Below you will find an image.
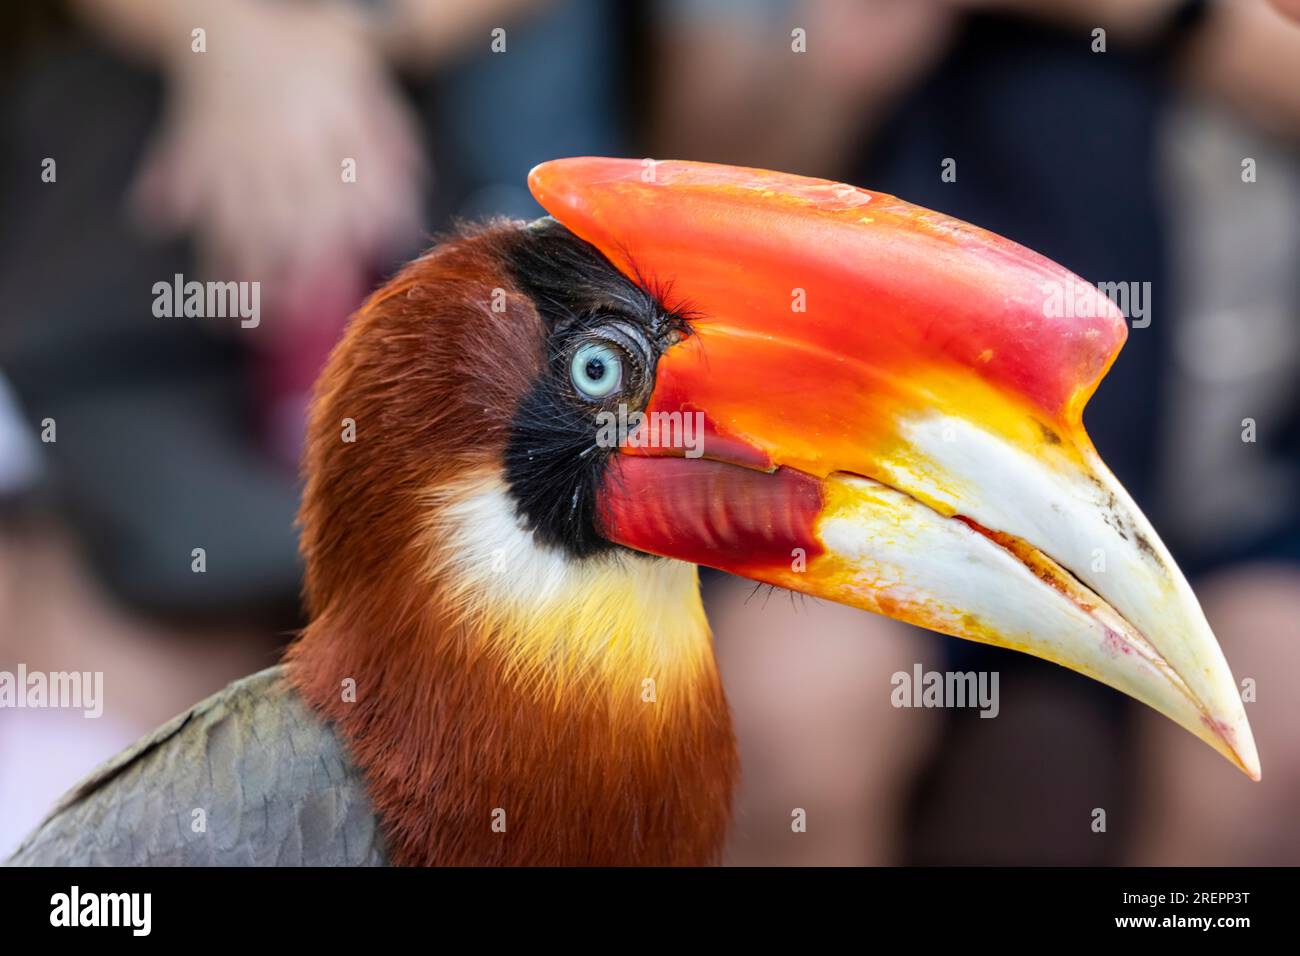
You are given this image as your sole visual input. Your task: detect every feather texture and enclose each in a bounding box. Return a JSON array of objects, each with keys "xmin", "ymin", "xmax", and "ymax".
[{"xmin": 8, "ymin": 668, "xmax": 385, "ymax": 866}]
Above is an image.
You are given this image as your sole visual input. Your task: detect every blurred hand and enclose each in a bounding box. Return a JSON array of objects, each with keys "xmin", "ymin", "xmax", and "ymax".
[
  {"xmin": 1183, "ymin": 0, "xmax": 1300, "ymax": 138},
  {"xmin": 130, "ymin": 0, "xmax": 425, "ymax": 323},
  {"xmin": 1270, "ymin": 0, "xmax": 1300, "ymax": 22},
  {"xmin": 800, "ymin": 0, "xmax": 957, "ymax": 96}
]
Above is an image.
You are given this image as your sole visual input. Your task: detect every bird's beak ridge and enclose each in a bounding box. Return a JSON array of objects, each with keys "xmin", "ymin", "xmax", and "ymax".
[{"xmin": 529, "ymin": 157, "xmax": 1260, "ymax": 780}]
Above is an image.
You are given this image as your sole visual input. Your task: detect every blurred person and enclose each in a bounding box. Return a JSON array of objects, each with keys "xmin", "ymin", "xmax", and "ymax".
[
  {"xmin": 654, "ymin": 0, "xmax": 1300, "ymax": 181},
  {"xmin": 868, "ymin": 0, "xmax": 1300, "ymax": 865},
  {"xmin": 1127, "ymin": 98, "xmax": 1300, "ymax": 864},
  {"xmin": 651, "ymin": 0, "xmax": 1300, "ymax": 864},
  {"xmin": 0, "ymin": 0, "xmax": 627, "ymax": 855}
]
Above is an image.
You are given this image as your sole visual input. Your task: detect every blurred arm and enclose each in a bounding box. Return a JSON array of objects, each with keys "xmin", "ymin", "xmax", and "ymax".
[
  {"xmin": 71, "ymin": 0, "xmax": 549, "ymax": 72},
  {"xmin": 650, "ymin": 0, "xmax": 958, "ymax": 178},
  {"xmin": 375, "ymin": 0, "xmax": 552, "ymax": 70}
]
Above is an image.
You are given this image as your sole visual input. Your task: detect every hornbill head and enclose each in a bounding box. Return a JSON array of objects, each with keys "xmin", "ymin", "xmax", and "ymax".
[{"xmin": 295, "ymin": 158, "xmax": 1256, "ymax": 866}]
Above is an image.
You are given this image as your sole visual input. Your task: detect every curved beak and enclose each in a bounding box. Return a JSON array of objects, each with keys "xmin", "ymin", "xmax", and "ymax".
[{"xmin": 530, "ymin": 157, "xmax": 1260, "ymax": 780}]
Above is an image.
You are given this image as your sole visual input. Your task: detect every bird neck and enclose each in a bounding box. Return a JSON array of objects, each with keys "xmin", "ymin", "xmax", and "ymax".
[{"xmin": 285, "ymin": 475, "xmax": 737, "ymax": 866}]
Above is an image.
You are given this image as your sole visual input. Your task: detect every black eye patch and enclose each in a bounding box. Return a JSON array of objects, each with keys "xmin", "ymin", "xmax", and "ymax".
[{"xmin": 501, "ymin": 219, "xmax": 689, "ymax": 558}]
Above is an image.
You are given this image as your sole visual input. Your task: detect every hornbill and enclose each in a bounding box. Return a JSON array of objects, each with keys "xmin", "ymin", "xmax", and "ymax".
[{"xmin": 9, "ymin": 158, "xmax": 1259, "ymax": 867}]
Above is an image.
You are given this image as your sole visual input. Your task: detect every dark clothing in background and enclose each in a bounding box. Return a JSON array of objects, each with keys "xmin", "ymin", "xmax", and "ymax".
[
  {"xmin": 0, "ymin": 47, "xmax": 300, "ymax": 622},
  {"xmin": 861, "ymin": 16, "xmax": 1180, "ymax": 863}
]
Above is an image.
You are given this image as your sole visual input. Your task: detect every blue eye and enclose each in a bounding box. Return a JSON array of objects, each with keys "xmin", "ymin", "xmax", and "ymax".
[{"xmin": 570, "ymin": 342, "xmax": 624, "ymax": 399}]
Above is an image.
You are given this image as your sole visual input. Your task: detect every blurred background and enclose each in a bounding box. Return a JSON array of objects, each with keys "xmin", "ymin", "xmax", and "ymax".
[{"xmin": 2, "ymin": 0, "xmax": 1299, "ymax": 864}]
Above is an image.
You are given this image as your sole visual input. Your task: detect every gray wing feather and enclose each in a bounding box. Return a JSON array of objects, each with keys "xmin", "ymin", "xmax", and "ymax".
[{"xmin": 6, "ymin": 666, "xmax": 388, "ymax": 866}]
